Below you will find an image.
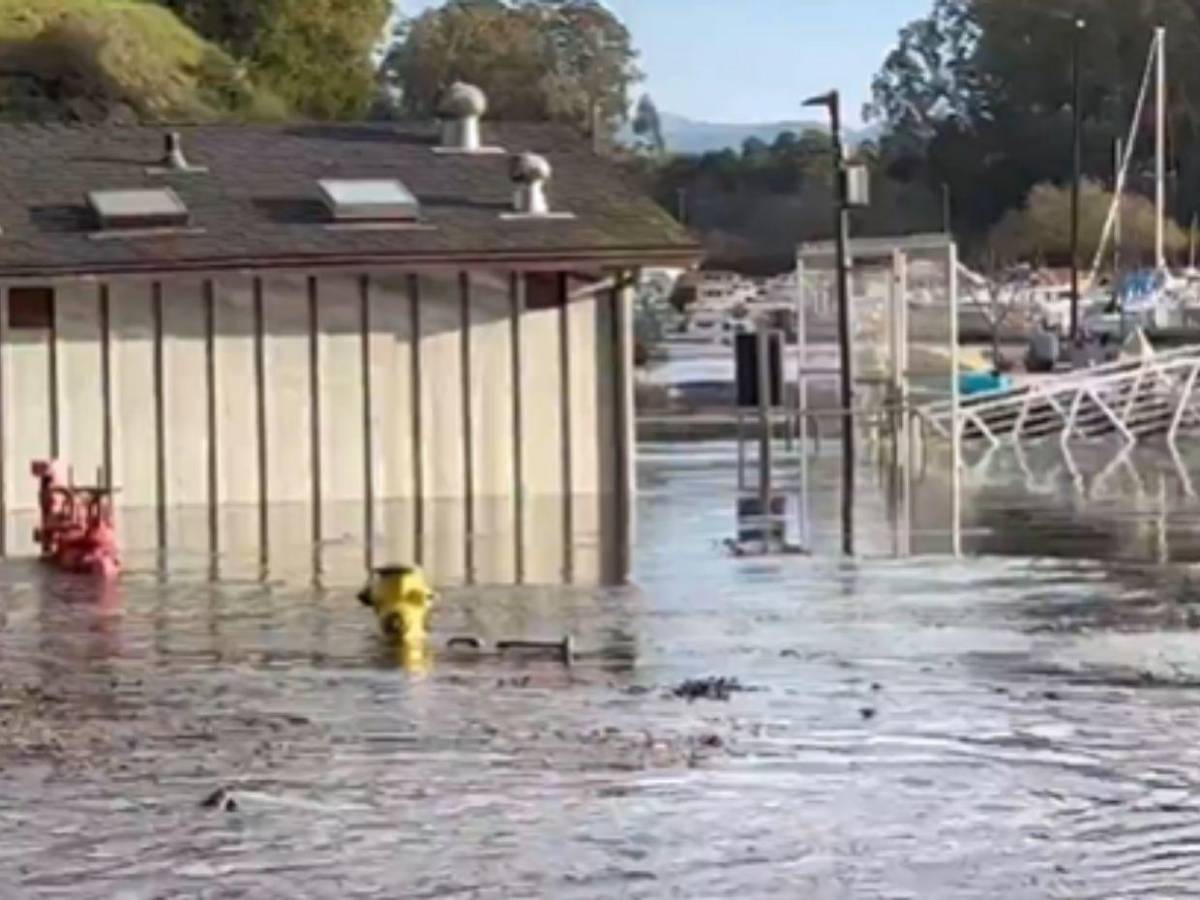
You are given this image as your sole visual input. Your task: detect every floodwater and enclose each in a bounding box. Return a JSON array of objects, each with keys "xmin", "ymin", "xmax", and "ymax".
[{"xmin": 6, "ymin": 441, "xmax": 1200, "ymax": 897}]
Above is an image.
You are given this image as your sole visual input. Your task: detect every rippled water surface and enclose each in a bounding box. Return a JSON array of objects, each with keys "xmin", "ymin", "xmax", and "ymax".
[{"xmin": 6, "ymin": 442, "xmax": 1200, "ymax": 897}]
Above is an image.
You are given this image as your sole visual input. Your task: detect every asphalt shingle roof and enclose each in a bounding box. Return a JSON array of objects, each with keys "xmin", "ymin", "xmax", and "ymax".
[{"xmin": 0, "ymin": 122, "xmax": 700, "ymax": 277}]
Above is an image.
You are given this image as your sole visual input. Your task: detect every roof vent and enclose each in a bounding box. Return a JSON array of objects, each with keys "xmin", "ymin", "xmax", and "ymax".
[
  {"xmin": 501, "ymin": 152, "xmax": 574, "ymax": 220},
  {"xmin": 146, "ymin": 131, "xmax": 208, "ymax": 175},
  {"xmin": 318, "ymin": 178, "xmax": 420, "ymax": 222},
  {"xmin": 434, "ymin": 82, "xmax": 504, "ymax": 155},
  {"xmin": 88, "ymin": 188, "xmax": 189, "ymax": 229},
  {"xmin": 164, "ymin": 131, "xmax": 189, "ymax": 170}
]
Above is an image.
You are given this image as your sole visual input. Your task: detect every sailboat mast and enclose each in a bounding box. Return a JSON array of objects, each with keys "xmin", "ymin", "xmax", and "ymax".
[
  {"xmin": 1191, "ymin": 214, "xmax": 1197, "ymax": 271},
  {"xmin": 1114, "ymin": 137, "xmax": 1123, "ymax": 277},
  {"xmin": 1156, "ymin": 25, "xmax": 1167, "ymax": 271}
]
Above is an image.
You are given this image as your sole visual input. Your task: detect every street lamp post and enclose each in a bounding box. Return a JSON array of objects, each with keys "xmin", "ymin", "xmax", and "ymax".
[{"xmin": 804, "ymin": 89, "xmax": 855, "ymax": 555}]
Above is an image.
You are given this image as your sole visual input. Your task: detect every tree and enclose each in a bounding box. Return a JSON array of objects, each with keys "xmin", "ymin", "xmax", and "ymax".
[
  {"xmin": 962, "ymin": 262, "xmax": 1029, "ymax": 366},
  {"xmin": 160, "ymin": 0, "xmax": 390, "ymax": 118},
  {"xmin": 635, "ymin": 129, "xmax": 941, "ymax": 273},
  {"xmin": 865, "ymin": 0, "xmax": 978, "ymax": 143},
  {"xmin": 383, "ymin": 0, "xmax": 641, "ymax": 137},
  {"xmin": 987, "ymin": 180, "xmax": 1186, "ymax": 266},
  {"xmin": 868, "ymin": 0, "xmax": 1200, "ymax": 254},
  {"xmin": 535, "ymin": 0, "xmax": 641, "ymax": 136},
  {"xmin": 0, "ymin": 0, "xmax": 284, "ymax": 123},
  {"xmin": 631, "ymin": 93, "xmax": 664, "ymax": 153}
]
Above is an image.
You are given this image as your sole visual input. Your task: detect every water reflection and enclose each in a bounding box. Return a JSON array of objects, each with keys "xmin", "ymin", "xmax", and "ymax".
[
  {"xmin": 7, "ymin": 494, "xmax": 631, "ymax": 588},
  {"xmin": 10, "ymin": 446, "xmax": 1200, "ymax": 897},
  {"xmin": 782, "ymin": 432, "xmax": 1200, "ymax": 565}
]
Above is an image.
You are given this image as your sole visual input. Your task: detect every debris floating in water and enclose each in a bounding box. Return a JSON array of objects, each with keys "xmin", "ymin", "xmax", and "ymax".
[
  {"xmin": 496, "ymin": 635, "xmax": 574, "ymax": 666},
  {"xmin": 200, "ymin": 787, "xmax": 238, "ymax": 812},
  {"xmin": 671, "ymin": 677, "xmax": 751, "ymax": 702}
]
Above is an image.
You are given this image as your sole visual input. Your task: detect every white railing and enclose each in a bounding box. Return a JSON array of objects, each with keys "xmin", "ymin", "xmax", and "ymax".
[{"xmin": 921, "ymin": 346, "xmax": 1200, "ymax": 447}]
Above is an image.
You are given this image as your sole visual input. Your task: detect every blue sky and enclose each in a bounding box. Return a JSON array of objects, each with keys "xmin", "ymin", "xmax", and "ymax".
[{"xmin": 395, "ymin": 0, "xmax": 932, "ymax": 126}]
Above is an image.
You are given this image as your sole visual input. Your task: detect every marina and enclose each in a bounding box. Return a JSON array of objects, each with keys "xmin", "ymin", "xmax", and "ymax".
[{"xmin": 8, "ymin": 2, "xmax": 1200, "ymax": 896}]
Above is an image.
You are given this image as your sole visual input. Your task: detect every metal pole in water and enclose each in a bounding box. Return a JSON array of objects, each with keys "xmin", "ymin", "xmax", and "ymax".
[
  {"xmin": 804, "ymin": 88, "xmax": 856, "ymax": 556},
  {"xmin": 736, "ymin": 409, "xmax": 746, "ymax": 491},
  {"xmin": 830, "ymin": 98, "xmax": 855, "ymax": 557},
  {"xmin": 757, "ymin": 327, "xmax": 773, "ymax": 547}
]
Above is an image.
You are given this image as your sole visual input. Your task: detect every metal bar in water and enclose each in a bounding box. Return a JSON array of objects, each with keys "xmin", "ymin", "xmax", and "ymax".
[
  {"xmin": 1169, "ymin": 363, "xmax": 1200, "ymax": 445},
  {"xmin": 757, "ymin": 328, "xmax": 773, "ymax": 546},
  {"xmin": 736, "ymin": 410, "xmax": 746, "ymax": 491}
]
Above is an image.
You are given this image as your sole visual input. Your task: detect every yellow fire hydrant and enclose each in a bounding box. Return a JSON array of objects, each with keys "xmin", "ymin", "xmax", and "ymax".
[{"xmin": 358, "ymin": 565, "xmax": 435, "ymax": 668}]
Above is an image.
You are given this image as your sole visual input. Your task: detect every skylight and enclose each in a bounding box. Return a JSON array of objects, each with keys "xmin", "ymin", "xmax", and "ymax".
[
  {"xmin": 318, "ymin": 179, "xmax": 420, "ymax": 222},
  {"xmin": 88, "ymin": 188, "xmax": 189, "ymax": 229}
]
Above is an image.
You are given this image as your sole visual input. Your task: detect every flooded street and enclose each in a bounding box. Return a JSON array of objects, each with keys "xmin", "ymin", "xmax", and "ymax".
[{"xmin": 7, "ymin": 443, "xmax": 1200, "ymax": 897}]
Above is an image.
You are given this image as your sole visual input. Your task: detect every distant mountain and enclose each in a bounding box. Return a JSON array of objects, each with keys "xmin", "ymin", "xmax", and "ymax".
[{"xmin": 645, "ymin": 111, "xmax": 880, "ymax": 155}]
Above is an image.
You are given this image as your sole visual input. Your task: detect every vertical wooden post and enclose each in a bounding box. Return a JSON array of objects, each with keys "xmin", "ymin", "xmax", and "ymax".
[
  {"xmin": 459, "ymin": 272, "xmax": 474, "ymax": 582},
  {"xmin": 0, "ymin": 287, "xmax": 8, "ymax": 557},
  {"xmin": 361, "ymin": 274, "xmax": 375, "ymax": 572},
  {"xmin": 203, "ymin": 279, "xmax": 218, "ymax": 575},
  {"xmin": 408, "ymin": 274, "xmax": 424, "ymax": 565},
  {"xmin": 307, "ymin": 275, "xmax": 322, "ymax": 575},
  {"xmin": 510, "ymin": 272, "xmax": 525, "ymax": 584},
  {"xmin": 253, "ymin": 276, "xmax": 268, "ymax": 571},
  {"xmin": 557, "ymin": 272, "xmax": 574, "ymax": 582},
  {"xmin": 152, "ymin": 280, "xmax": 166, "ymax": 554},
  {"xmin": 99, "ymin": 284, "xmax": 114, "ymax": 492}
]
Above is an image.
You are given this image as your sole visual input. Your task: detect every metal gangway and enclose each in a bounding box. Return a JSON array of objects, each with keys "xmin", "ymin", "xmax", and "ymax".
[{"xmin": 921, "ymin": 344, "xmax": 1200, "ymax": 447}]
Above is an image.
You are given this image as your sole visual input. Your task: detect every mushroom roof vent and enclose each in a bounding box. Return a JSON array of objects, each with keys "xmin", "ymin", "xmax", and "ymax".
[
  {"xmin": 439, "ymin": 82, "xmax": 488, "ymax": 119},
  {"xmin": 434, "ymin": 81, "xmax": 503, "ymax": 155},
  {"xmin": 502, "ymin": 152, "xmax": 574, "ymax": 220}
]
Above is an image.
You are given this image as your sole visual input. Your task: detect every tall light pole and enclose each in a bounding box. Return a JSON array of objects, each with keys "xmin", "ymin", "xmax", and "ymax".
[
  {"xmin": 804, "ymin": 89, "xmax": 855, "ymax": 555},
  {"xmin": 1069, "ymin": 16, "xmax": 1086, "ymax": 341}
]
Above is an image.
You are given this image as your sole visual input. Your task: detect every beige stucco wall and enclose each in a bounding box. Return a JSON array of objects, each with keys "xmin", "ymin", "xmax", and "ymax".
[{"xmin": 0, "ymin": 268, "xmax": 633, "ymax": 584}]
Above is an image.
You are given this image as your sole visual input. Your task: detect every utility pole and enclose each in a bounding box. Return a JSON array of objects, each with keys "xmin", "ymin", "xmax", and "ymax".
[
  {"xmin": 942, "ymin": 183, "xmax": 952, "ymax": 235},
  {"xmin": 804, "ymin": 89, "xmax": 855, "ymax": 555},
  {"xmin": 1070, "ymin": 16, "xmax": 1086, "ymax": 340}
]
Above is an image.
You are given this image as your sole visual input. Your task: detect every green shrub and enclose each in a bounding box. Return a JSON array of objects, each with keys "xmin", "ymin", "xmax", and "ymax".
[{"xmin": 0, "ymin": 0, "xmax": 286, "ymax": 122}]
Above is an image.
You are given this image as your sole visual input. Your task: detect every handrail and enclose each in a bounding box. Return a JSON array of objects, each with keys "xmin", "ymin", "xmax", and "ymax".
[
  {"xmin": 918, "ymin": 346, "xmax": 1200, "ymax": 447},
  {"xmin": 923, "ymin": 347, "xmax": 1200, "ymax": 421}
]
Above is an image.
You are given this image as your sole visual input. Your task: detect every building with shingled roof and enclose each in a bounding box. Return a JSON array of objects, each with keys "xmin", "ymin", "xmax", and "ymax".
[{"xmin": 0, "ymin": 90, "xmax": 699, "ymax": 581}]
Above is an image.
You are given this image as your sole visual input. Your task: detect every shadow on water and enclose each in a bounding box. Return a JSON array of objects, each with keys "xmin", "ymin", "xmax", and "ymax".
[{"xmin": 9, "ymin": 441, "xmax": 1200, "ymax": 895}]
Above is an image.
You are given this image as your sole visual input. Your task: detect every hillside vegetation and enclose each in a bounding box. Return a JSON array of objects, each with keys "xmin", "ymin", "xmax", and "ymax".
[{"xmin": 0, "ymin": 0, "xmax": 285, "ymax": 123}]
